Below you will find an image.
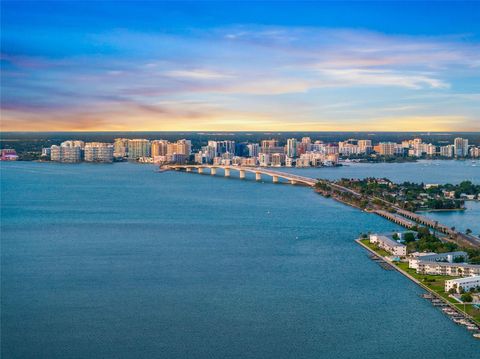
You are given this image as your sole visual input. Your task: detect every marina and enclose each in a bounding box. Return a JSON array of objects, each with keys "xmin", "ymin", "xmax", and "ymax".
[
  {"xmin": 356, "ymin": 238, "xmax": 480, "ymax": 339},
  {"xmin": 367, "ymin": 253, "xmax": 395, "ymax": 271}
]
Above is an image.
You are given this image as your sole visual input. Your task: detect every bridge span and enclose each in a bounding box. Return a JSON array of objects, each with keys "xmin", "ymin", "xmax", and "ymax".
[
  {"xmin": 164, "ymin": 164, "xmax": 317, "ymax": 186},
  {"xmin": 163, "ymin": 164, "xmax": 479, "ymax": 247}
]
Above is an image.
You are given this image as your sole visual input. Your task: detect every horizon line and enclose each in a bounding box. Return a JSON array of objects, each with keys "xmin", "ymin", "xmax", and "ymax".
[{"xmin": 2, "ymin": 130, "xmax": 480, "ymax": 134}]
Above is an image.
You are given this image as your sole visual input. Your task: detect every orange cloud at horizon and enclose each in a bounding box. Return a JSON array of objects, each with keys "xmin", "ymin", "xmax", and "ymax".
[{"xmin": 2, "ymin": 108, "xmax": 478, "ymax": 132}]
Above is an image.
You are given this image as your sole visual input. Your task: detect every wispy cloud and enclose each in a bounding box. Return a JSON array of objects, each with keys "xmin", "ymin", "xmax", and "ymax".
[{"xmin": 1, "ymin": 26, "xmax": 479, "ymax": 131}]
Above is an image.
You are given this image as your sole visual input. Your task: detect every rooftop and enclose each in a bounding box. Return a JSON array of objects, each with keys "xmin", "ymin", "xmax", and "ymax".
[{"xmin": 445, "ymin": 276, "xmax": 480, "ymax": 284}]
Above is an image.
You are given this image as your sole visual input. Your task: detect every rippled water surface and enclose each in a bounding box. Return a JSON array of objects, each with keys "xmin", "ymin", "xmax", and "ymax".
[{"xmin": 1, "ymin": 161, "xmax": 479, "ymax": 358}]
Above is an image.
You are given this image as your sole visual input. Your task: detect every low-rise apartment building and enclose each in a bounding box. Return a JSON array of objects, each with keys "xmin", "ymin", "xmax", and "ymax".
[
  {"xmin": 445, "ymin": 276, "xmax": 480, "ymax": 294},
  {"xmin": 409, "ymin": 251, "xmax": 468, "ymax": 270},
  {"xmin": 416, "ymin": 261, "xmax": 480, "ymax": 277},
  {"xmin": 369, "ymin": 233, "xmax": 407, "ymax": 256}
]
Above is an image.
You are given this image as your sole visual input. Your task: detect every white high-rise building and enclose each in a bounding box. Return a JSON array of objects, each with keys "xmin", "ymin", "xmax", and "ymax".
[
  {"xmin": 50, "ymin": 140, "xmax": 84, "ymax": 162},
  {"xmin": 84, "ymin": 142, "xmax": 114, "ymax": 163},
  {"xmin": 113, "ymin": 138, "xmax": 129, "ymax": 157},
  {"xmin": 454, "ymin": 137, "xmax": 469, "ymax": 157},
  {"xmin": 128, "ymin": 139, "xmax": 150, "ymax": 159},
  {"xmin": 286, "ymin": 138, "xmax": 298, "ymax": 158},
  {"xmin": 440, "ymin": 145, "xmax": 454, "ymax": 157},
  {"xmin": 247, "ymin": 143, "xmax": 260, "ymax": 158}
]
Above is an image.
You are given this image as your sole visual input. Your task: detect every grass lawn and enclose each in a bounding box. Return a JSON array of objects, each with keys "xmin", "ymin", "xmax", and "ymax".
[
  {"xmin": 359, "ymin": 239, "xmax": 391, "ymax": 257},
  {"xmin": 456, "ymin": 304, "xmax": 480, "ymax": 323},
  {"xmin": 359, "ymin": 241, "xmax": 480, "ymax": 325}
]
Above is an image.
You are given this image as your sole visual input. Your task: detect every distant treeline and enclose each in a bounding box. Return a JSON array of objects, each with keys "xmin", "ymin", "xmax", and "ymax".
[{"xmin": 2, "ymin": 131, "xmax": 479, "ymax": 154}]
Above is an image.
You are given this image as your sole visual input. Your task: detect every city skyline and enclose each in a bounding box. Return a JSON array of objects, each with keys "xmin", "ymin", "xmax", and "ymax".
[{"xmin": 1, "ymin": 1, "xmax": 480, "ymax": 132}]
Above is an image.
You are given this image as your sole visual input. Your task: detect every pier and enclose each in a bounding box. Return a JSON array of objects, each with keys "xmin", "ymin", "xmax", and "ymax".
[{"xmin": 356, "ymin": 239, "xmax": 480, "ymax": 336}]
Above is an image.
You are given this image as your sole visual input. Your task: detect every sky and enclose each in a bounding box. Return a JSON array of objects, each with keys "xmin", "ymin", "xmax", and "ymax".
[{"xmin": 1, "ymin": 1, "xmax": 480, "ymax": 132}]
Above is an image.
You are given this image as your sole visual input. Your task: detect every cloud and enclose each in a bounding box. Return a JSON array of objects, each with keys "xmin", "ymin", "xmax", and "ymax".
[
  {"xmin": 164, "ymin": 69, "xmax": 234, "ymax": 80},
  {"xmin": 1, "ymin": 26, "xmax": 479, "ymax": 130}
]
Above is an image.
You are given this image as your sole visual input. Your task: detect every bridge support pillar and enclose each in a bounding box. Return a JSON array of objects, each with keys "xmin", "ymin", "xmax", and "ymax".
[
  {"xmin": 186, "ymin": 167, "xmax": 192, "ymax": 172},
  {"xmin": 272, "ymin": 176, "xmax": 279, "ymax": 183},
  {"xmin": 239, "ymin": 170, "xmax": 246, "ymax": 179},
  {"xmin": 255, "ymin": 172, "xmax": 262, "ymax": 181},
  {"xmin": 198, "ymin": 167, "xmax": 204, "ymax": 174},
  {"xmin": 211, "ymin": 167, "xmax": 217, "ymax": 175},
  {"xmin": 224, "ymin": 168, "xmax": 231, "ymax": 177}
]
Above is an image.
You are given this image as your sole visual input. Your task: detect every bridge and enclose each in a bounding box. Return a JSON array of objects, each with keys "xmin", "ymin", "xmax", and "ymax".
[
  {"xmin": 163, "ymin": 164, "xmax": 480, "ymax": 247},
  {"xmin": 164, "ymin": 164, "xmax": 317, "ymax": 186}
]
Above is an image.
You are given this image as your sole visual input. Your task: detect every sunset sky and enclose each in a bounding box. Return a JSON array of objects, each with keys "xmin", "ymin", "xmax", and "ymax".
[{"xmin": 1, "ymin": 1, "xmax": 480, "ymax": 132}]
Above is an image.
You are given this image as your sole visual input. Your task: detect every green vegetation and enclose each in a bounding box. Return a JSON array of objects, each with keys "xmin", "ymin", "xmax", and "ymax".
[
  {"xmin": 361, "ymin": 248, "xmax": 480, "ymax": 324},
  {"xmin": 406, "ymin": 225, "xmax": 480, "ymax": 264},
  {"xmin": 359, "ymin": 239, "xmax": 390, "ymax": 257},
  {"xmin": 336, "ymin": 178, "xmax": 477, "ymax": 212},
  {"xmin": 406, "ymin": 226, "xmax": 457, "ymax": 253},
  {"xmin": 461, "ymin": 293, "xmax": 473, "ymax": 303}
]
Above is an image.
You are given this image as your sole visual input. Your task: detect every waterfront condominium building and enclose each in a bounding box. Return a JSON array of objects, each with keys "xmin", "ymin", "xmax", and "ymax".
[
  {"xmin": 454, "ymin": 137, "xmax": 469, "ymax": 157},
  {"xmin": 128, "ymin": 139, "xmax": 151, "ymax": 159},
  {"xmin": 50, "ymin": 140, "xmax": 84, "ymax": 162},
  {"xmin": 358, "ymin": 140, "xmax": 372, "ymax": 154},
  {"xmin": 151, "ymin": 140, "xmax": 169, "ymax": 157},
  {"xmin": 84, "ymin": 142, "xmax": 114, "ymax": 163},
  {"xmin": 167, "ymin": 139, "xmax": 192, "ymax": 156},
  {"xmin": 113, "ymin": 138, "xmax": 129, "ymax": 157},
  {"xmin": 376, "ymin": 142, "xmax": 400, "ymax": 156},
  {"xmin": 470, "ymin": 146, "xmax": 480, "ymax": 158},
  {"xmin": 440, "ymin": 145, "xmax": 454, "ymax": 158}
]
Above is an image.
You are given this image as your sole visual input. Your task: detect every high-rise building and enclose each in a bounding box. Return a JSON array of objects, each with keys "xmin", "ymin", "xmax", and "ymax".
[
  {"xmin": 151, "ymin": 140, "xmax": 169, "ymax": 157},
  {"xmin": 176, "ymin": 139, "xmax": 192, "ymax": 156},
  {"xmin": 258, "ymin": 153, "xmax": 270, "ymax": 166},
  {"xmin": 84, "ymin": 142, "xmax": 114, "ymax": 163},
  {"xmin": 271, "ymin": 153, "xmax": 285, "ymax": 167},
  {"xmin": 377, "ymin": 142, "xmax": 398, "ymax": 156},
  {"xmin": 246, "ymin": 143, "xmax": 260, "ymax": 158},
  {"xmin": 286, "ymin": 138, "xmax": 298, "ymax": 158},
  {"xmin": 128, "ymin": 139, "xmax": 150, "ymax": 159},
  {"xmin": 454, "ymin": 137, "xmax": 469, "ymax": 157},
  {"xmin": 470, "ymin": 147, "xmax": 480, "ymax": 158},
  {"xmin": 207, "ymin": 140, "xmax": 234, "ymax": 156},
  {"xmin": 50, "ymin": 140, "xmax": 84, "ymax": 162},
  {"xmin": 358, "ymin": 140, "xmax": 372, "ymax": 154},
  {"xmin": 426, "ymin": 144, "xmax": 437, "ymax": 157},
  {"xmin": 113, "ymin": 138, "xmax": 129, "ymax": 157},
  {"xmin": 167, "ymin": 139, "xmax": 192, "ymax": 156},
  {"xmin": 260, "ymin": 139, "xmax": 284, "ymax": 155},
  {"xmin": 261, "ymin": 139, "xmax": 278, "ymax": 149},
  {"xmin": 440, "ymin": 145, "xmax": 454, "ymax": 158}
]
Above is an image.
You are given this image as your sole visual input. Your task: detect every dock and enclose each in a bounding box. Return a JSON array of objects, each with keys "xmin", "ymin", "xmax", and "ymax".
[{"xmin": 356, "ymin": 238, "xmax": 480, "ymax": 338}]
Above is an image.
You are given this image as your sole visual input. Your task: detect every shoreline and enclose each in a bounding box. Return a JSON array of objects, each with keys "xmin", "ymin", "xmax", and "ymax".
[
  {"xmin": 355, "ymin": 238, "xmax": 480, "ymax": 330},
  {"xmin": 417, "ymin": 208, "xmax": 466, "ymax": 213}
]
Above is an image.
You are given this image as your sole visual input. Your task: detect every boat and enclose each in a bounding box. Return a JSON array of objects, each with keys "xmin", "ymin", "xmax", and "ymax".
[{"xmin": 473, "ymin": 333, "xmax": 480, "ymax": 339}]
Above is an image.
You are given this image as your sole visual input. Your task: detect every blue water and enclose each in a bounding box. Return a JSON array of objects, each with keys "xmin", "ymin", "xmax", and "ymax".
[
  {"xmin": 1, "ymin": 161, "xmax": 479, "ymax": 358},
  {"xmin": 283, "ymin": 159, "xmax": 480, "ymax": 184},
  {"xmin": 423, "ymin": 201, "xmax": 480, "ymax": 236}
]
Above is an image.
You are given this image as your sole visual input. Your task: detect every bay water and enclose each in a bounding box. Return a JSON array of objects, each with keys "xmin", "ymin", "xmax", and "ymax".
[{"xmin": 1, "ymin": 161, "xmax": 479, "ymax": 358}]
